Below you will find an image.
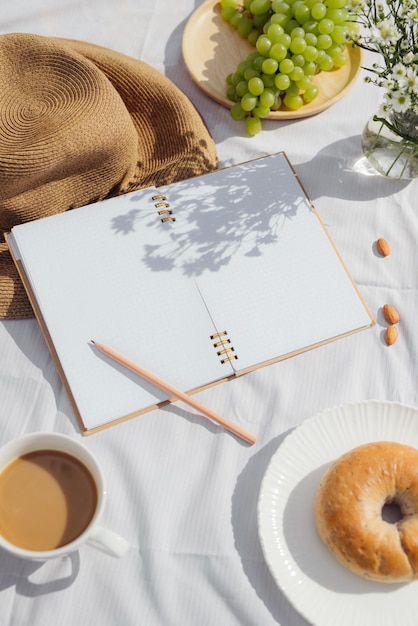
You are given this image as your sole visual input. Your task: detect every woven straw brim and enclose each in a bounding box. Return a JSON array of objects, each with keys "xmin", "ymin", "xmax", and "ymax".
[{"xmin": 0, "ymin": 35, "xmax": 218, "ymax": 319}]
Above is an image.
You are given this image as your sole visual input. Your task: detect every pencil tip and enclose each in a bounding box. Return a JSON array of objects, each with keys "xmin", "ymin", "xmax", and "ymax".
[{"xmin": 91, "ymin": 340, "xmax": 95, "ymax": 344}]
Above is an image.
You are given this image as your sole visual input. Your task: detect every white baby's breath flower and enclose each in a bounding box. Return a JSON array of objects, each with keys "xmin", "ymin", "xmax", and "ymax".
[
  {"xmin": 399, "ymin": 67, "xmax": 418, "ymax": 94},
  {"xmin": 376, "ymin": 101, "xmax": 391, "ymax": 117},
  {"xmin": 372, "ymin": 19, "xmax": 402, "ymax": 45},
  {"xmin": 354, "ymin": 0, "xmax": 418, "ymax": 121},
  {"xmin": 392, "ymin": 63, "xmax": 407, "ymax": 77},
  {"xmin": 382, "ymin": 78, "xmax": 397, "ymax": 90},
  {"xmin": 402, "ymin": 52, "xmax": 415, "ymax": 65},
  {"xmin": 389, "ymin": 90, "xmax": 412, "ymax": 112}
]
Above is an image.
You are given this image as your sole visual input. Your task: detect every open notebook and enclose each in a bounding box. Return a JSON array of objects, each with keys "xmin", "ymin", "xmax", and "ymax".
[{"xmin": 7, "ymin": 152, "xmax": 374, "ymax": 433}]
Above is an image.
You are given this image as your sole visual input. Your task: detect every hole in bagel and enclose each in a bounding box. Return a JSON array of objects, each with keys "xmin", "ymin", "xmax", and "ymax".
[{"xmin": 382, "ymin": 499, "xmax": 403, "ymax": 523}]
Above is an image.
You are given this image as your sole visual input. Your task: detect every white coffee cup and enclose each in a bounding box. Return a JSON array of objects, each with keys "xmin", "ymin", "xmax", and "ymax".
[{"xmin": 0, "ymin": 432, "xmax": 129, "ymax": 560}]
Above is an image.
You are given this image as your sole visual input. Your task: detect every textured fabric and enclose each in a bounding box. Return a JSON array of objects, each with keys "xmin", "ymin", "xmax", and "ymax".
[{"xmin": 0, "ymin": 33, "xmax": 218, "ymax": 319}]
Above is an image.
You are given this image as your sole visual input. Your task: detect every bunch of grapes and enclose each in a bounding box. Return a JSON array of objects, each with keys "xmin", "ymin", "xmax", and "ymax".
[{"xmin": 220, "ymin": 0, "xmax": 356, "ymax": 135}]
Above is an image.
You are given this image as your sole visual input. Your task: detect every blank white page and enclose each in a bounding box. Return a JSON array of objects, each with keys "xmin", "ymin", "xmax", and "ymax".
[
  {"xmin": 157, "ymin": 152, "xmax": 373, "ymax": 373},
  {"xmin": 10, "ymin": 152, "xmax": 372, "ymax": 431},
  {"xmin": 10, "ymin": 187, "xmax": 234, "ymax": 430}
]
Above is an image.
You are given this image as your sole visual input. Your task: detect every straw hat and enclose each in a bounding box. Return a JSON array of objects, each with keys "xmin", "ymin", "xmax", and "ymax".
[{"xmin": 0, "ymin": 33, "xmax": 218, "ymax": 319}]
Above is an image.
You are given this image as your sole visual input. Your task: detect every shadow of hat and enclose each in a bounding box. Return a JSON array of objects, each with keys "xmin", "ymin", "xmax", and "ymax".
[{"xmin": 0, "ymin": 33, "xmax": 218, "ymax": 319}]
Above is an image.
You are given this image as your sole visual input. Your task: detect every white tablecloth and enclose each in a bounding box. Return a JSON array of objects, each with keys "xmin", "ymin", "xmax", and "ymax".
[{"xmin": 1, "ymin": 2, "xmax": 417, "ymax": 625}]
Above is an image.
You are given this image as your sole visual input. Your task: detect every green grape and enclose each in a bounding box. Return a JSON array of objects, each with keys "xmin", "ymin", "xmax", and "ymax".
[
  {"xmin": 220, "ymin": 0, "xmax": 239, "ymax": 7},
  {"xmin": 247, "ymin": 50, "xmax": 262, "ymax": 62},
  {"xmin": 279, "ymin": 58, "xmax": 294, "ymax": 74},
  {"xmin": 271, "ymin": 0, "xmax": 291, "ymax": 13},
  {"xmin": 284, "ymin": 19, "xmax": 299, "ymax": 34},
  {"xmin": 230, "ymin": 102, "xmax": 247, "ymax": 120},
  {"xmin": 248, "ymin": 29, "xmax": 261, "ymax": 45},
  {"xmin": 224, "ymin": 0, "xmax": 352, "ymax": 132},
  {"xmin": 330, "ymin": 52, "xmax": 346, "ymax": 67},
  {"xmin": 315, "ymin": 49, "xmax": 326, "ymax": 63},
  {"xmin": 294, "ymin": 4, "xmax": 310, "ymax": 23},
  {"xmin": 284, "ymin": 92, "xmax": 304, "ymax": 109},
  {"xmin": 331, "ymin": 25, "xmax": 349, "ymax": 44},
  {"xmin": 236, "ymin": 80, "xmax": 249, "ymax": 97},
  {"xmin": 256, "ymin": 34, "xmax": 272, "ymax": 55},
  {"xmin": 254, "ymin": 12, "xmax": 272, "ymax": 28},
  {"xmin": 253, "ymin": 55, "xmax": 266, "ymax": 72},
  {"xmin": 245, "ymin": 116, "xmax": 262, "ymax": 136},
  {"xmin": 237, "ymin": 60, "xmax": 252, "ymax": 74},
  {"xmin": 271, "ymin": 92, "xmax": 283, "ymax": 110},
  {"xmin": 289, "ymin": 65, "xmax": 305, "ymax": 81},
  {"xmin": 250, "ymin": 0, "xmax": 272, "ymax": 14},
  {"xmin": 290, "ymin": 36, "xmax": 307, "ymax": 54},
  {"xmin": 275, "ymin": 72, "xmax": 291, "ymax": 90},
  {"xmin": 230, "ymin": 71, "xmax": 244, "ymax": 86},
  {"xmin": 318, "ymin": 54, "xmax": 334, "ymax": 70},
  {"xmin": 241, "ymin": 92, "xmax": 258, "ymax": 111},
  {"xmin": 318, "ymin": 18, "xmax": 334, "ymax": 34},
  {"xmin": 304, "ymin": 32, "xmax": 317, "ymax": 45},
  {"xmin": 291, "ymin": 53, "xmax": 305, "ymax": 66},
  {"xmin": 267, "ymin": 23, "xmax": 285, "ymax": 41},
  {"xmin": 244, "ymin": 67, "xmax": 261, "ymax": 80},
  {"xmin": 230, "ymin": 11, "xmax": 244, "ymax": 29},
  {"xmin": 302, "ymin": 20, "xmax": 319, "ymax": 33},
  {"xmin": 262, "ymin": 57, "xmax": 279, "ymax": 74},
  {"xmin": 259, "ymin": 88, "xmax": 276, "ymax": 107},
  {"xmin": 276, "ymin": 32, "xmax": 291, "ymax": 47},
  {"xmin": 248, "ymin": 76, "xmax": 265, "ymax": 95},
  {"xmin": 303, "ymin": 84, "xmax": 319, "ymax": 101},
  {"xmin": 285, "ymin": 81, "xmax": 300, "ymax": 96},
  {"xmin": 221, "ymin": 6, "xmax": 238, "ymax": 21},
  {"xmin": 253, "ymin": 104, "xmax": 271, "ymax": 117},
  {"xmin": 269, "ymin": 13, "xmax": 285, "ymax": 24},
  {"xmin": 326, "ymin": 8, "xmax": 347, "ymax": 23},
  {"xmin": 303, "ymin": 44, "xmax": 318, "ymax": 61},
  {"xmin": 303, "ymin": 60, "xmax": 317, "ymax": 74},
  {"xmin": 272, "ymin": 12, "xmax": 291, "ymax": 27},
  {"xmin": 269, "ymin": 42, "xmax": 288, "ymax": 61},
  {"xmin": 261, "ymin": 72, "xmax": 276, "ymax": 87},
  {"xmin": 296, "ymin": 74, "xmax": 313, "ymax": 90},
  {"xmin": 316, "ymin": 33, "xmax": 332, "ymax": 49},
  {"xmin": 311, "ymin": 2, "xmax": 327, "ymax": 20},
  {"xmin": 238, "ymin": 16, "xmax": 255, "ymax": 38},
  {"xmin": 325, "ymin": 0, "xmax": 346, "ymax": 8},
  {"xmin": 290, "ymin": 26, "xmax": 305, "ymax": 39},
  {"xmin": 226, "ymin": 85, "xmax": 238, "ymax": 101}
]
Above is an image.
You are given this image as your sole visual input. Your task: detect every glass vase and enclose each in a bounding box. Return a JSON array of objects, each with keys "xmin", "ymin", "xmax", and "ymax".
[{"xmin": 361, "ymin": 110, "xmax": 418, "ymax": 180}]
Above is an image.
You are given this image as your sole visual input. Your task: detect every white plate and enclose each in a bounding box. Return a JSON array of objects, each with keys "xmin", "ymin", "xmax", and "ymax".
[{"xmin": 257, "ymin": 400, "xmax": 418, "ymax": 626}]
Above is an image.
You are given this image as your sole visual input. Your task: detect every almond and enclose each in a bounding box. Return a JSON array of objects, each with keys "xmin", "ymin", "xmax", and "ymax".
[
  {"xmin": 385, "ymin": 325, "xmax": 398, "ymax": 346},
  {"xmin": 382, "ymin": 304, "xmax": 400, "ymax": 325},
  {"xmin": 377, "ymin": 237, "xmax": 390, "ymax": 256}
]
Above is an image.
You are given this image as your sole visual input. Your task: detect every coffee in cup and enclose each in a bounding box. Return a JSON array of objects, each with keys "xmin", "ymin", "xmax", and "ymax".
[{"xmin": 0, "ymin": 432, "xmax": 128, "ymax": 560}]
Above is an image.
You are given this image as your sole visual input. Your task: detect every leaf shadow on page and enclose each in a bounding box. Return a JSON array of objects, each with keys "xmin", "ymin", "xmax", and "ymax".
[
  {"xmin": 110, "ymin": 157, "xmax": 302, "ymax": 278},
  {"xmin": 231, "ymin": 430, "xmax": 311, "ymax": 626}
]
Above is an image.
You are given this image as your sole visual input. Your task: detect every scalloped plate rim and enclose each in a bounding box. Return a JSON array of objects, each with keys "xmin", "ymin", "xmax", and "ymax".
[{"xmin": 257, "ymin": 400, "xmax": 418, "ymax": 626}]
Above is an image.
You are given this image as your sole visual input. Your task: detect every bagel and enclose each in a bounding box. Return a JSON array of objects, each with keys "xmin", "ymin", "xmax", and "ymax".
[{"xmin": 314, "ymin": 441, "xmax": 418, "ymax": 583}]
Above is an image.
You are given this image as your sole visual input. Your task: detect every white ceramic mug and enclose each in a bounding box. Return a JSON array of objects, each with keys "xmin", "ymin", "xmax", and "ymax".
[{"xmin": 0, "ymin": 432, "xmax": 129, "ymax": 560}]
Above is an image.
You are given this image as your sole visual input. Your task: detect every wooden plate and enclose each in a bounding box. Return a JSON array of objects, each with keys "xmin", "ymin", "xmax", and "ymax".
[{"xmin": 182, "ymin": 0, "xmax": 362, "ymax": 119}]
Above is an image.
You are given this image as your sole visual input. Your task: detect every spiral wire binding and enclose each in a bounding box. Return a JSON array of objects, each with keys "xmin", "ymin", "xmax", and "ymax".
[
  {"xmin": 152, "ymin": 193, "xmax": 176, "ymax": 222},
  {"xmin": 210, "ymin": 331, "xmax": 238, "ymax": 364}
]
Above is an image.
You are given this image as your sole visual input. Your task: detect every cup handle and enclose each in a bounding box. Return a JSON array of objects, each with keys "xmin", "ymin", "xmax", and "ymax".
[{"xmin": 86, "ymin": 526, "xmax": 129, "ymax": 558}]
